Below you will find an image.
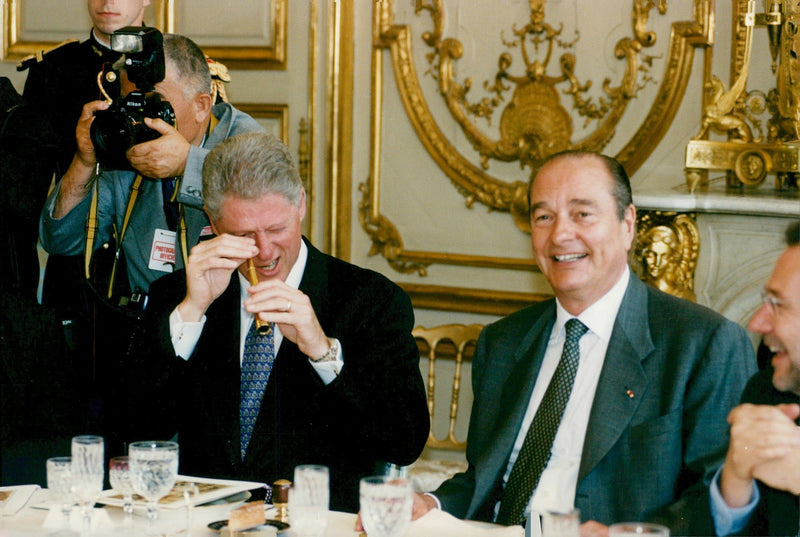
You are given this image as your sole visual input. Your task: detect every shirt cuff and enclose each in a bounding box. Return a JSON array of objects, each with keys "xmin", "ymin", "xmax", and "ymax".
[
  {"xmin": 423, "ymin": 492, "xmax": 442, "ymax": 511},
  {"xmin": 709, "ymin": 465, "xmax": 760, "ymax": 536},
  {"xmin": 309, "ymin": 338, "xmax": 343, "ymax": 385},
  {"xmin": 169, "ymin": 307, "xmax": 206, "ymax": 360}
]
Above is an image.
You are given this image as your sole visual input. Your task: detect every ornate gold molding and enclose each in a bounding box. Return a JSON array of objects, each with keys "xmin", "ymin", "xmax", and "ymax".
[
  {"xmin": 618, "ymin": 0, "xmax": 714, "ymax": 173},
  {"xmin": 327, "ymin": 0, "xmax": 355, "ymax": 260},
  {"xmin": 633, "ymin": 211, "xmax": 699, "ymax": 301},
  {"xmin": 685, "ymin": 0, "xmax": 800, "ymax": 191},
  {"xmin": 2, "ymin": 0, "xmax": 161, "ymax": 59},
  {"xmin": 157, "ymin": 0, "xmax": 287, "ymax": 70},
  {"xmin": 362, "ymin": 0, "xmax": 711, "ymax": 279},
  {"xmin": 3, "ymin": 1, "xmax": 285, "ymax": 68},
  {"xmin": 401, "ymin": 283, "xmax": 548, "ymax": 316}
]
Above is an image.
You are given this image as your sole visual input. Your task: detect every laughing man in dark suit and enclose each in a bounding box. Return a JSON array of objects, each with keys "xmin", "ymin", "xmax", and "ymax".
[
  {"xmin": 134, "ymin": 131, "xmax": 429, "ymax": 512},
  {"xmin": 410, "ymin": 151, "xmax": 756, "ymax": 535},
  {"xmin": 709, "ymin": 220, "xmax": 800, "ymax": 536}
]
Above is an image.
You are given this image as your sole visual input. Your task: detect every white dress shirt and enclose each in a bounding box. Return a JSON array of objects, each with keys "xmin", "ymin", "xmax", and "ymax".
[
  {"xmin": 499, "ymin": 266, "xmax": 630, "ymax": 520},
  {"xmin": 169, "ymin": 240, "xmax": 343, "ymax": 384}
]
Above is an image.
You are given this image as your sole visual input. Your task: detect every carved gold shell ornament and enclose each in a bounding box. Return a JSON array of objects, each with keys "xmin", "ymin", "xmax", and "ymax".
[
  {"xmin": 363, "ymin": 0, "xmax": 713, "ymax": 276},
  {"xmin": 413, "ymin": 0, "xmax": 661, "ymax": 232}
]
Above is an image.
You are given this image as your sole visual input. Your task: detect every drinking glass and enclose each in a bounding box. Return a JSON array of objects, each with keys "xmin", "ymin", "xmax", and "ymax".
[
  {"xmin": 46, "ymin": 456, "xmax": 75, "ymax": 535},
  {"xmin": 128, "ymin": 441, "xmax": 179, "ymax": 536},
  {"xmin": 359, "ymin": 476, "xmax": 412, "ymax": 537},
  {"xmin": 71, "ymin": 435, "xmax": 104, "ymax": 537},
  {"xmin": 542, "ymin": 509, "xmax": 580, "ymax": 537},
  {"xmin": 608, "ymin": 522, "xmax": 670, "ymax": 537},
  {"xmin": 174, "ymin": 481, "xmax": 199, "ymax": 537},
  {"xmin": 108, "ymin": 456, "xmax": 135, "ymax": 526},
  {"xmin": 289, "ymin": 464, "xmax": 329, "ymax": 537}
]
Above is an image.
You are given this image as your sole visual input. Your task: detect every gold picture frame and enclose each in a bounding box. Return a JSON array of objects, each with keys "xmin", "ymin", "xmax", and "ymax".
[
  {"xmin": 3, "ymin": 0, "xmax": 286, "ymax": 69},
  {"xmin": 157, "ymin": 0, "xmax": 287, "ymax": 70},
  {"xmin": 233, "ymin": 103, "xmax": 289, "ymax": 145},
  {"xmin": 2, "ymin": 0, "xmax": 167, "ymax": 60}
]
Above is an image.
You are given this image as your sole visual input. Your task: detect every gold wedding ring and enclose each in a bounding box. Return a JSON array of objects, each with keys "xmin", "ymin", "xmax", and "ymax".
[{"xmin": 286, "ymin": 300, "xmax": 292, "ymax": 313}]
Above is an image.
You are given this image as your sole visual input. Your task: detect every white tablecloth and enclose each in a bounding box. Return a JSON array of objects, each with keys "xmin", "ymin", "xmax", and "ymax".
[{"xmin": 0, "ymin": 490, "xmax": 523, "ymax": 537}]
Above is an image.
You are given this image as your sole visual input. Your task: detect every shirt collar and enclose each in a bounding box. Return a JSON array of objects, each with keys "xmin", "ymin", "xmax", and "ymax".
[
  {"xmin": 238, "ymin": 239, "xmax": 308, "ymax": 300},
  {"xmin": 89, "ymin": 29, "xmax": 112, "ymax": 51},
  {"xmin": 553, "ymin": 265, "xmax": 630, "ymax": 343}
]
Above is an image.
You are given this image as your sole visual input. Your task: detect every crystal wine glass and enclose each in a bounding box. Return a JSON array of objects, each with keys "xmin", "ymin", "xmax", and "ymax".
[
  {"xmin": 71, "ymin": 435, "xmax": 104, "ymax": 537},
  {"xmin": 289, "ymin": 464, "xmax": 329, "ymax": 537},
  {"xmin": 108, "ymin": 456, "xmax": 135, "ymax": 527},
  {"xmin": 128, "ymin": 441, "xmax": 179, "ymax": 536},
  {"xmin": 46, "ymin": 456, "xmax": 75, "ymax": 535},
  {"xmin": 359, "ymin": 476, "xmax": 412, "ymax": 537}
]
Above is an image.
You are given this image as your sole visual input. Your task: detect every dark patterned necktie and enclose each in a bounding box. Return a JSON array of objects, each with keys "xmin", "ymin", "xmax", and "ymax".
[
  {"xmin": 240, "ymin": 318, "xmax": 275, "ymax": 460},
  {"xmin": 496, "ymin": 318, "xmax": 589, "ymax": 525},
  {"xmin": 161, "ymin": 177, "xmax": 179, "ymax": 231}
]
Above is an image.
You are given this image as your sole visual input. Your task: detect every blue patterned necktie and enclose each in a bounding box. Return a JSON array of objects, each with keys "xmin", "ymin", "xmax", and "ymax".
[
  {"xmin": 240, "ymin": 318, "xmax": 275, "ymax": 460},
  {"xmin": 497, "ymin": 318, "xmax": 589, "ymax": 526}
]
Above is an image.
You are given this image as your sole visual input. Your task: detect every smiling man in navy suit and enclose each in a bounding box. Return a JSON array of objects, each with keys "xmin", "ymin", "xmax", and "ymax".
[{"xmin": 410, "ymin": 151, "xmax": 756, "ymax": 535}]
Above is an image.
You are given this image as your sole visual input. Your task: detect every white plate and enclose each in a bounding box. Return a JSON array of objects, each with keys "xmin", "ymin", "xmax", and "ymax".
[
  {"xmin": 0, "ymin": 485, "xmax": 40, "ymax": 516},
  {"xmin": 97, "ymin": 475, "xmax": 265, "ymax": 511}
]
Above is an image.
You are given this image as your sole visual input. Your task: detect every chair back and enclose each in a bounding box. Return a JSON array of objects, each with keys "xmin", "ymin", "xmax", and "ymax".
[{"xmin": 413, "ymin": 323, "xmax": 483, "ymax": 451}]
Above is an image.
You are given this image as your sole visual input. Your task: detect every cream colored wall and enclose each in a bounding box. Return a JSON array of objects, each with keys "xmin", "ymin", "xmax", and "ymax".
[
  {"xmin": 2, "ymin": 1, "xmax": 788, "ymax": 332},
  {"xmin": 350, "ymin": 1, "xmax": 710, "ymax": 329}
]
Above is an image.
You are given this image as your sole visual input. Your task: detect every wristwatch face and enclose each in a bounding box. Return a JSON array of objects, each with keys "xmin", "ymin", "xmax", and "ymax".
[{"xmin": 312, "ymin": 339, "xmax": 338, "ymax": 362}]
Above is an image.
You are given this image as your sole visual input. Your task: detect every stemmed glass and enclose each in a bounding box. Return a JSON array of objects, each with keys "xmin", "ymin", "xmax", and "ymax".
[
  {"xmin": 71, "ymin": 435, "xmax": 105, "ymax": 537},
  {"xmin": 542, "ymin": 510, "xmax": 581, "ymax": 537},
  {"xmin": 108, "ymin": 456, "xmax": 135, "ymax": 527},
  {"xmin": 608, "ymin": 523, "xmax": 670, "ymax": 537},
  {"xmin": 359, "ymin": 476, "xmax": 412, "ymax": 537},
  {"xmin": 128, "ymin": 441, "xmax": 179, "ymax": 536},
  {"xmin": 289, "ymin": 464, "xmax": 329, "ymax": 537},
  {"xmin": 46, "ymin": 456, "xmax": 75, "ymax": 535}
]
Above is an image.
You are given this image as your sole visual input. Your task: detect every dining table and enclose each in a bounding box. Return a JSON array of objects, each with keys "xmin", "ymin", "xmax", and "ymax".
[{"xmin": 0, "ymin": 486, "xmax": 524, "ymax": 537}]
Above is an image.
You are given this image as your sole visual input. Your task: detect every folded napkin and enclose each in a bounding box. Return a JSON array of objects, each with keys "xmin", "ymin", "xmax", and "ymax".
[
  {"xmin": 0, "ymin": 485, "xmax": 39, "ymax": 516},
  {"xmin": 408, "ymin": 509, "xmax": 525, "ymax": 537}
]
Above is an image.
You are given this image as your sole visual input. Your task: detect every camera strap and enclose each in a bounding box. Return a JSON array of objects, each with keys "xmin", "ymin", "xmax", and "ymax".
[
  {"xmin": 84, "ymin": 172, "xmax": 188, "ymax": 299},
  {"xmin": 83, "ymin": 113, "xmax": 218, "ymax": 299}
]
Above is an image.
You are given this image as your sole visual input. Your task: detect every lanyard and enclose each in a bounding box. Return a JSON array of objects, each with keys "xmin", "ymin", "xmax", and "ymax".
[{"xmin": 83, "ymin": 113, "xmax": 219, "ymax": 297}]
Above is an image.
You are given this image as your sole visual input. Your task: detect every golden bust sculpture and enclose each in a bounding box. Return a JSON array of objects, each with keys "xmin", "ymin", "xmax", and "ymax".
[{"xmin": 635, "ymin": 219, "xmax": 697, "ymax": 302}]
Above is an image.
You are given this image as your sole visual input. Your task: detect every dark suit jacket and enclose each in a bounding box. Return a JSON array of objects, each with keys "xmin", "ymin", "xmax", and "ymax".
[
  {"xmin": 434, "ymin": 274, "xmax": 756, "ymax": 535},
  {"xmin": 131, "ymin": 239, "xmax": 430, "ymax": 512},
  {"xmin": 726, "ymin": 369, "xmax": 800, "ymax": 536}
]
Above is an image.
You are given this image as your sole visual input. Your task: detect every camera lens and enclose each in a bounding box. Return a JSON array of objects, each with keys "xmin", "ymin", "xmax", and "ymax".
[{"xmin": 90, "ymin": 109, "xmax": 138, "ymax": 170}]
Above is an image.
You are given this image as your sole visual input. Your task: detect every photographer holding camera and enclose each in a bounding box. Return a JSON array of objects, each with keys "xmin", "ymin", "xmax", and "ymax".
[
  {"xmin": 40, "ymin": 30, "xmax": 263, "ymax": 296},
  {"xmin": 38, "ymin": 31, "xmax": 263, "ymax": 442}
]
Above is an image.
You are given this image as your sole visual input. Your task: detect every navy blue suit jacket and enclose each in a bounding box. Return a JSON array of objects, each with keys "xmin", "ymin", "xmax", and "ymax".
[{"xmin": 434, "ymin": 275, "xmax": 756, "ymax": 534}]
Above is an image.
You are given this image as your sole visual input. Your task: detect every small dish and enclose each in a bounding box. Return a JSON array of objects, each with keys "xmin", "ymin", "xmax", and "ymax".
[
  {"xmin": 207, "ymin": 519, "xmax": 290, "ymax": 533},
  {"xmin": 200, "ymin": 490, "xmax": 252, "ymax": 507}
]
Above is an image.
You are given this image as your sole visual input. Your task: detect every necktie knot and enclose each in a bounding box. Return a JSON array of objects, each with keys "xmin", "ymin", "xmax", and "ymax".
[{"xmin": 564, "ymin": 318, "xmax": 588, "ymax": 345}]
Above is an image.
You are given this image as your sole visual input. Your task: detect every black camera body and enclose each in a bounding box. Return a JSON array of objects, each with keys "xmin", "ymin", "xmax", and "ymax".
[
  {"xmin": 91, "ymin": 91, "xmax": 174, "ymax": 170},
  {"xmin": 90, "ymin": 27, "xmax": 175, "ymax": 171}
]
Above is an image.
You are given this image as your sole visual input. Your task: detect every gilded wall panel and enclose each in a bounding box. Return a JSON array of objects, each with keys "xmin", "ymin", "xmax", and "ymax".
[
  {"xmin": 2, "ymin": 1, "xmax": 285, "ymax": 69},
  {"xmin": 359, "ymin": 0, "xmax": 710, "ymax": 313}
]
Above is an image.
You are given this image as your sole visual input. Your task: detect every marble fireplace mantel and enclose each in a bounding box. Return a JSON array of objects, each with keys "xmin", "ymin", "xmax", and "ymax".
[
  {"xmin": 634, "ymin": 187, "xmax": 800, "ymax": 217},
  {"xmin": 633, "ymin": 186, "xmax": 799, "ymax": 339}
]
